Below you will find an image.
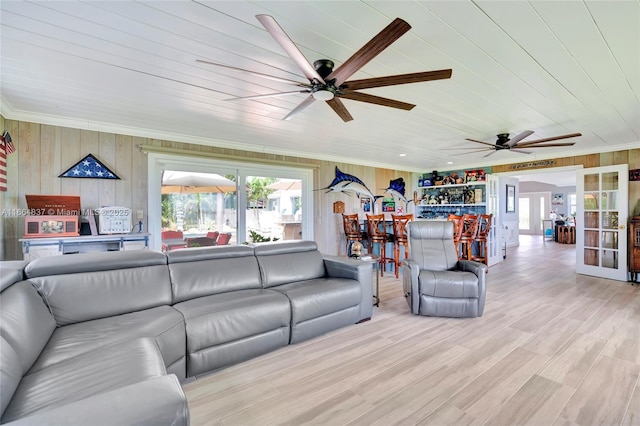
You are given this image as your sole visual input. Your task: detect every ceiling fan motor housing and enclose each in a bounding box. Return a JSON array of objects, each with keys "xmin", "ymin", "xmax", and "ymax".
[
  {"xmin": 496, "ymin": 133, "xmax": 511, "ymax": 147},
  {"xmin": 313, "ymin": 59, "xmax": 335, "ymax": 79}
]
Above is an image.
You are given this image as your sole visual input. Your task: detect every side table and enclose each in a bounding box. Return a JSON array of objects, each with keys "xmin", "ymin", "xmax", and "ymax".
[{"xmin": 354, "ymin": 254, "xmax": 380, "ymax": 307}]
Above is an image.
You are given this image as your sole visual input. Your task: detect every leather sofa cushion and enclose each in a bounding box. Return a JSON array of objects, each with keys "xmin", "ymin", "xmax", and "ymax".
[
  {"xmin": 2, "ymin": 338, "xmax": 167, "ymax": 423},
  {"xmin": 27, "ymin": 264, "xmax": 172, "ymax": 326},
  {"xmin": 28, "ymin": 305, "xmax": 185, "ymax": 376},
  {"xmin": 0, "ymin": 281, "xmax": 56, "ymax": 375},
  {"xmin": 254, "ymin": 241, "xmax": 326, "ymax": 288},
  {"xmin": 0, "ymin": 336, "xmax": 22, "ymax": 417},
  {"xmin": 168, "ymin": 246, "xmax": 261, "ymax": 303},
  {"xmin": 0, "ymin": 260, "xmax": 27, "ymax": 292},
  {"xmin": 24, "ymin": 250, "xmax": 167, "ymax": 277},
  {"xmin": 6, "ymin": 375, "xmax": 189, "ymax": 426},
  {"xmin": 408, "ymin": 221, "xmax": 459, "ymax": 271},
  {"xmin": 419, "ymin": 270, "xmax": 479, "ymax": 298},
  {"xmin": 270, "ymin": 278, "xmax": 362, "ymax": 324},
  {"xmin": 174, "ymin": 289, "xmax": 290, "ymax": 353}
]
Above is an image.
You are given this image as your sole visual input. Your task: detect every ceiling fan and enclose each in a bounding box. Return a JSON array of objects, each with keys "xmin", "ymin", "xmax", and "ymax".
[
  {"xmin": 456, "ymin": 130, "xmax": 582, "ymax": 157},
  {"xmin": 197, "ymin": 15, "xmax": 452, "ymax": 122}
]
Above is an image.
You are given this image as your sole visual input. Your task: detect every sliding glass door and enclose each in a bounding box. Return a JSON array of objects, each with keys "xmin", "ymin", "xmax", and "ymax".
[{"xmin": 148, "ymin": 153, "xmax": 313, "ymax": 250}]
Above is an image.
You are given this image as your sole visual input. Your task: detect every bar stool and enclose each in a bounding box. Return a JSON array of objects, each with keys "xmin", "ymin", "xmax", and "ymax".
[
  {"xmin": 391, "ymin": 214, "xmax": 413, "ymax": 279},
  {"xmin": 458, "ymin": 214, "xmax": 479, "ymax": 261},
  {"xmin": 470, "ymin": 214, "xmax": 492, "ymax": 265},
  {"xmin": 366, "ymin": 214, "xmax": 395, "ymax": 277},
  {"xmin": 447, "ymin": 214, "xmax": 463, "ymax": 258},
  {"xmin": 342, "ymin": 213, "xmax": 363, "ymax": 254}
]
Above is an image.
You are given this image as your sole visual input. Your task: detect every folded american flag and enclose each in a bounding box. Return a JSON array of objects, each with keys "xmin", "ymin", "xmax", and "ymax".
[{"xmin": 1, "ymin": 132, "xmax": 14, "ymax": 154}]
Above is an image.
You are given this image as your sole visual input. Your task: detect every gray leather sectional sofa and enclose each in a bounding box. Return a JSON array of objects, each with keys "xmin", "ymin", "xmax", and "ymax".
[{"xmin": 0, "ymin": 240, "xmax": 373, "ymax": 425}]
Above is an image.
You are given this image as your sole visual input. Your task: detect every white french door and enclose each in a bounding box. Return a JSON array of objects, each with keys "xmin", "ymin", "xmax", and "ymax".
[
  {"xmin": 576, "ymin": 165, "xmax": 628, "ymax": 281},
  {"xmin": 486, "ymin": 174, "xmax": 502, "ymax": 266},
  {"xmin": 519, "ymin": 192, "xmax": 551, "ymax": 235}
]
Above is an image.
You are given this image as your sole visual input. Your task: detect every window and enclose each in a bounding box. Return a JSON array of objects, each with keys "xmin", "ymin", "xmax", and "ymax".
[
  {"xmin": 569, "ymin": 193, "xmax": 577, "ymax": 216},
  {"xmin": 148, "ymin": 153, "xmax": 313, "ymax": 250}
]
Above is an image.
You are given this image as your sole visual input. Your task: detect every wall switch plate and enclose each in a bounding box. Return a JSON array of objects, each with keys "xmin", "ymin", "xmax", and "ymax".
[{"xmin": 137, "ymin": 210, "xmax": 144, "ymax": 219}]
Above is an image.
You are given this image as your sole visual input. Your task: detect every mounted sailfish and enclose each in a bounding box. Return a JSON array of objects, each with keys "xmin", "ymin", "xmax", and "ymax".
[
  {"xmin": 321, "ymin": 166, "xmax": 381, "ymax": 202},
  {"xmin": 383, "ymin": 177, "xmax": 413, "ymax": 206}
]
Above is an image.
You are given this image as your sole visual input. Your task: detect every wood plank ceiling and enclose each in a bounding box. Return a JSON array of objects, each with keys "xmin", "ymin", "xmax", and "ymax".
[{"xmin": 1, "ymin": 1, "xmax": 638, "ymax": 172}]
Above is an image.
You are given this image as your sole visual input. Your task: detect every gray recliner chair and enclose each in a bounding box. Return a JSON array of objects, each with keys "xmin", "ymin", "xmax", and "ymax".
[{"xmin": 402, "ymin": 220, "xmax": 487, "ymax": 318}]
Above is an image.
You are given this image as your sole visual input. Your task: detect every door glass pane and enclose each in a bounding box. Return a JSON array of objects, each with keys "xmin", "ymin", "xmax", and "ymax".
[
  {"xmin": 246, "ymin": 176, "xmax": 302, "ymax": 242},
  {"xmin": 584, "ymin": 248, "xmax": 599, "ymax": 266},
  {"xmin": 601, "ymin": 191, "xmax": 618, "ymax": 210},
  {"xmin": 519, "ymin": 198, "xmax": 530, "ymax": 230},
  {"xmin": 585, "ymin": 230, "xmax": 599, "ymax": 248},
  {"xmin": 602, "ymin": 212, "xmax": 619, "ymax": 230},
  {"xmin": 601, "ymin": 231, "xmax": 618, "ymax": 249},
  {"xmin": 602, "ymin": 249, "xmax": 618, "ymax": 269},
  {"xmin": 584, "ymin": 212, "xmax": 599, "ymax": 229},
  {"xmin": 602, "ymin": 172, "xmax": 619, "ymax": 191},
  {"xmin": 584, "ymin": 193, "xmax": 598, "ymax": 210},
  {"xmin": 584, "ymin": 174, "xmax": 599, "ymax": 191}
]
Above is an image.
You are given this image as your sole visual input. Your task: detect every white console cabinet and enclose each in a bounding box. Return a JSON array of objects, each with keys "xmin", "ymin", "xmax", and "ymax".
[{"xmin": 20, "ymin": 233, "xmax": 150, "ymax": 261}]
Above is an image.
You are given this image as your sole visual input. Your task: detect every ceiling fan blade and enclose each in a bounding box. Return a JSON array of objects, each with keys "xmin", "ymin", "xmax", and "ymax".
[
  {"xmin": 283, "ymin": 95, "xmax": 316, "ymax": 121},
  {"xmin": 506, "ymin": 130, "xmax": 535, "ymax": 147},
  {"xmin": 517, "ymin": 142, "xmax": 577, "ymax": 148},
  {"xmin": 442, "ymin": 146, "xmax": 494, "ymax": 151},
  {"xmin": 337, "ymin": 91, "xmax": 415, "ymax": 110},
  {"xmin": 343, "ymin": 69, "xmax": 452, "ymax": 91},
  {"xmin": 483, "ymin": 151, "xmax": 497, "ymax": 158},
  {"xmin": 256, "ymin": 15, "xmax": 325, "ymax": 84},
  {"xmin": 465, "ymin": 138, "xmax": 496, "ymax": 147},
  {"xmin": 515, "ymin": 133, "xmax": 582, "ymax": 147},
  {"xmin": 196, "ymin": 60, "xmax": 309, "ymax": 86},
  {"xmin": 510, "ymin": 149, "xmax": 533, "ymax": 154},
  {"xmin": 327, "ymin": 18, "xmax": 411, "ymax": 86},
  {"xmin": 326, "ymin": 98, "xmax": 354, "ymax": 122},
  {"xmin": 226, "ymin": 90, "xmax": 310, "ymax": 101}
]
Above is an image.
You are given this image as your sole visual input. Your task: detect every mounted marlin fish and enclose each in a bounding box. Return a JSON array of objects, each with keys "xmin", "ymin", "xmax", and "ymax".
[
  {"xmin": 322, "ymin": 166, "xmax": 381, "ymax": 201},
  {"xmin": 383, "ymin": 177, "xmax": 412, "ymax": 205}
]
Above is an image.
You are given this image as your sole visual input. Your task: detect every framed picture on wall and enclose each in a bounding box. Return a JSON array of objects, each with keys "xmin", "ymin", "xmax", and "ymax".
[
  {"xmin": 506, "ymin": 185, "xmax": 515, "ymax": 213},
  {"xmin": 552, "ymin": 193, "xmax": 564, "ymax": 205},
  {"xmin": 360, "ymin": 196, "xmax": 371, "ymax": 212}
]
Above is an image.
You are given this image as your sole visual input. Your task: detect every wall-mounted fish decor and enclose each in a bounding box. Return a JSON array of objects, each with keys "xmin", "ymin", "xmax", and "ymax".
[
  {"xmin": 383, "ymin": 177, "xmax": 413, "ymax": 206},
  {"xmin": 321, "ymin": 166, "xmax": 381, "ymax": 201}
]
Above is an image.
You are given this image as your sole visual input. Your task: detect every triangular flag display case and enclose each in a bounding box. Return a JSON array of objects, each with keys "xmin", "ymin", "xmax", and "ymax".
[{"xmin": 59, "ymin": 153, "xmax": 120, "ymax": 179}]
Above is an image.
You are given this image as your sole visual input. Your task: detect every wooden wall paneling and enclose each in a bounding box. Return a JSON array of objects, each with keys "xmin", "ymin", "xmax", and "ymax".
[
  {"xmin": 98, "ymin": 132, "xmax": 116, "ymax": 207},
  {"xmin": 131, "ymin": 136, "xmax": 147, "ymax": 228},
  {"xmin": 586, "ymin": 154, "xmax": 600, "ymax": 168},
  {"xmin": 59, "ymin": 127, "xmax": 81, "ymax": 197},
  {"xmin": 19, "ymin": 121, "xmax": 41, "ymax": 205},
  {"xmin": 80, "ymin": 130, "xmax": 100, "ymax": 211},
  {"xmin": 600, "ymin": 152, "xmax": 614, "ymax": 166},
  {"xmin": 629, "ymin": 149, "xmax": 640, "ymax": 217},
  {"xmin": 39, "ymin": 125, "xmax": 61, "ymax": 195},
  {"xmin": 114, "ymin": 135, "xmax": 133, "ymax": 211},
  {"xmin": 613, "ymin": 150, "xmax": 628, "ymax": 165}
]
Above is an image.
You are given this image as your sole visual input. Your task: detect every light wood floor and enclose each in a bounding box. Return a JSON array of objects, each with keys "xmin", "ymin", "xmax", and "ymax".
[{"xmin": 183, "ymin": 236, "xmax": 640, "ymax": 425}]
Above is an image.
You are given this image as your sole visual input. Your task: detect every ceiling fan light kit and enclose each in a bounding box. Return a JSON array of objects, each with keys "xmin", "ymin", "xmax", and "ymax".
[{"xmin": 198, "ymin": 15, "xmax": 453, "ymax": 122}]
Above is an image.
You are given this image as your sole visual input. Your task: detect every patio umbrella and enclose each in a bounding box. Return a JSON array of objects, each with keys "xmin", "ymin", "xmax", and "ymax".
[
  {"xmin": 266, "ymin": 178, "xmax": 302, "ymax": 191},
  {"xmin": 162, "ymin": 171, "xmax": 236, "ymax": 231},
  {"xmin": 161, "ymin": 171, "xmax": 236, "ymax": 194}
]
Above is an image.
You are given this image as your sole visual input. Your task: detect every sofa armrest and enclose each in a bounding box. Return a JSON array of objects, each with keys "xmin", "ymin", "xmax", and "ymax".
[
  {"xmin": 458, "ymin": 260, "xmax": 487, "ymax": 316},
  {"xmin": 323, "ymin": 255, "xmax": 373, "ymax": 320},
  {"xmin": 402, "ymin": 259, "xmax": 421, "ymax": 314},
  {"xmin": 6, "ymin": 375, "xmax": 189, "ymax": 426}
]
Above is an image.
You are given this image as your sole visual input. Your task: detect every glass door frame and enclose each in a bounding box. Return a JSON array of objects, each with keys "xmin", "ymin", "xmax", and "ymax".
[
  {"xmin": 147, "ymin": 152, "xmax": 314, "ymax": 251},
  {"xmin": 576, "ymin": 164, "xmax": 628, "ymax": 281}
]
